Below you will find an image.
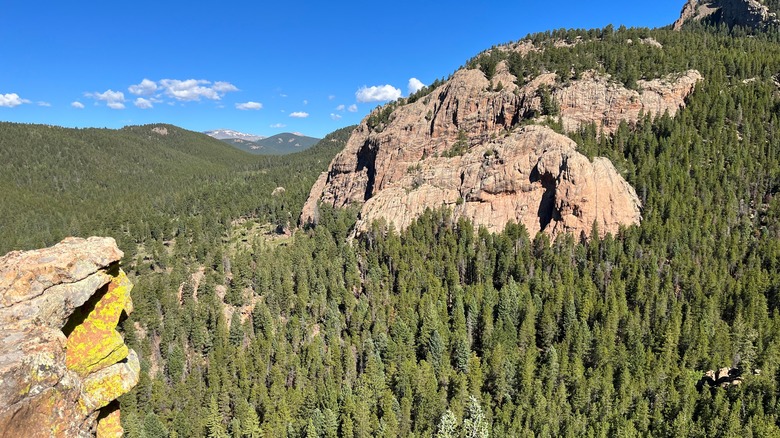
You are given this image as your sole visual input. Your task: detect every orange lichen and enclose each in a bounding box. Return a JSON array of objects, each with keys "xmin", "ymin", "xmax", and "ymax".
[{"xmin": 96, "ymin": 408, "xmax": 124, "ymax": 438}]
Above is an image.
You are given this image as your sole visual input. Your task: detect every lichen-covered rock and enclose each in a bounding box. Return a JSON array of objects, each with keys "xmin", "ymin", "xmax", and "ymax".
[
  {"xmin": 0, "ymin": 237, "xmax": 138, "ymax": 438},
  {"xmin": 65, "ymin": 271, "xmax": 133, "ymax": 376},
  {"xmin": 79, "ymin": 350, "xmax": 140, "ymax": 413},
  {"xmin": 95, "ymin": 407, "xmax": 123, "ymax": 438}
]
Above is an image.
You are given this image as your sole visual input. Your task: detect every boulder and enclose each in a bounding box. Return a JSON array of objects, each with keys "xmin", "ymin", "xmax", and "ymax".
[{"xmin": 0, "ymin": 237, "xmax": 138, "ymax": 438}]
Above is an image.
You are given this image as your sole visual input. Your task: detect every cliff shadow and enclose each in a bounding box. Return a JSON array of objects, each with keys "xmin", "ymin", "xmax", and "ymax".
[
  {"xmin": 356, "ymin": 141, "xmax": 379, "ymax": 201},
  {"xmin": 530, "ymin": 165, "xmax": 559, "ymax": 232}
]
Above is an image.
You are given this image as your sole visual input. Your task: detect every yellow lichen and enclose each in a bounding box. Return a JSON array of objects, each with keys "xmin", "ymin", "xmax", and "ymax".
[
  {"xmin": 65, "ymin": 270, "xmax": 133, "ymax": 376},
  {"xmin": 96, "ymin": 409, "xmax": 123, "ymax": 438}
]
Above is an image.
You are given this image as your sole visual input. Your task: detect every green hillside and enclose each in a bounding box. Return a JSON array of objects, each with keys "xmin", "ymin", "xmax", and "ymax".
[
  {"xmin": 0, "ymin": 122, "xmax": 352, "ymax": 256},
  {"xmin": 113, "ymin": 24, "xmax": 780, "ymax": 437}
]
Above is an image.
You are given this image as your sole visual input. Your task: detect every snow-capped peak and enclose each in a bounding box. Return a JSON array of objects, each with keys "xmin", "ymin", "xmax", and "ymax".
[{"xmin": 204, "ymin": 129, "xmax": 266, "ymax": 142}]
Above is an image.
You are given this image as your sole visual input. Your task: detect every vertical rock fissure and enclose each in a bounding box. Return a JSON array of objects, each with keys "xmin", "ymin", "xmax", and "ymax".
[
  {"xmin": 356, "ymin": 141, "xmax": 379, "ymax": 201},
  {"xmin": 532, "ymin": 165, "xmax": 559, "ymax": 232}
]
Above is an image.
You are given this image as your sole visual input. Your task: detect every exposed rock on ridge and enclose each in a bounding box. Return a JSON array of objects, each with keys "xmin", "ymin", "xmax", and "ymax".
[
  {"xmin": 673, "ymin": 0, "xmax": 780, "ymax": 30},
  {"xmin": 302, "ymin": 52, "xmax": 701, "ymax": 238},
  {"xmin": 356, "ymin": 125, "xmax": 641, "ymax": 238},
  {"xmin": 0, "ymin": 237, "xmax": 138, "ymax": 438}
]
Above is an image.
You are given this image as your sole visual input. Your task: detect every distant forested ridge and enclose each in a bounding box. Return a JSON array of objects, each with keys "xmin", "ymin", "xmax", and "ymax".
[{"xmin": 0, "ymin": 123, "xmax": 352, "ymax": 257}]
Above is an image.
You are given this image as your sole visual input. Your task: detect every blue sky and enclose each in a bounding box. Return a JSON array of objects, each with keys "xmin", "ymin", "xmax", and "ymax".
[{"xmin": 1, "ymin": 1, "xmax": 684, "ymax": 138}]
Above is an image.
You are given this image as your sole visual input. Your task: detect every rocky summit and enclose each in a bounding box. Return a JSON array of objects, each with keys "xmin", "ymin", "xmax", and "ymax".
[
  {"xmin": 673, "ymin": 0, "xmax": 780, "ymax": 30},
  {"xmin": 302, "ymin": 45, "xmax": 701, "ymax": 239},
  {"xmin": 0, "ymin": 237, "xmax": 138, "ymax": 438}
]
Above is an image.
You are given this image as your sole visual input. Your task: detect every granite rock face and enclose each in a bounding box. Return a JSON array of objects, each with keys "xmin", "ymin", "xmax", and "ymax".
[
  {"xmin": 302, "ymin": 51, "xmax": 700, "ymax": 238},
  {"xmin": 354, "ymin": 125, "xmax": 641, "ymax": 238},
  {"xmin": 0, "ymin": 237, "xmax": 138, "ymax": 438},
  {"xmin": 673, "ymin": 0, "xmax": 780, "ymax": 30}
]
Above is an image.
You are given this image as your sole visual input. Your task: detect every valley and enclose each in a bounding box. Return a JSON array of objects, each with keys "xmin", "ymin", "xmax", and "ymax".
[{"xmin": 4, "ymin": 1, "xmax": 780, "ymax": 437}]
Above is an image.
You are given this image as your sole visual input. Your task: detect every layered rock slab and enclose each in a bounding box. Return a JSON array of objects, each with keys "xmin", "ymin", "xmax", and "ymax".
[{"xmin": 0, "ymin": 237, "xmax": 138, "ymax": 438}]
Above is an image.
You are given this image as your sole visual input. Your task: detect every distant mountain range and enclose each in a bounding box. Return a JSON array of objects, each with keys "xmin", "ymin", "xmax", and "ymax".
[
  {"xmin": 203, "ymin": 129, "xmax": 266, "ymax": 142},
  {"xmin": 204, "ymin": 129, "xmax": 321, "ymax": 155}
]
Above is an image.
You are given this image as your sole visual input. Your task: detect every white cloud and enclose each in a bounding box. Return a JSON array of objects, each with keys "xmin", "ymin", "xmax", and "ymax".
[
  {"xmin": 328, "ymin": 95, "xmax": 335, "ymax": 100},
  {"xmin": 270, "ymin": 123, "xmax": 286, "ymax": 128},
  {"xmin": 0, "ymin": 93, "xmax": 30, "ymax": 108},
  {"xmin": 129, "ymin": 79, "xmax": 158, "ymax": 95},
  {"xmin": 289, "ymin": 111, "xmax": 309, "ymax": 118},
  {"xmin": 408, "ymin": 78, "xmax": 425, "ymax": 95},
  {"xmin": 336, "ymin": 104, "xmax": 345, "ymax": 111},
  {"xmin": 71, "ymin": 101, "xmax": 85, "ymax": 109},
  {"xmin": 134, "ymin": 98, "xmax": 153, "ymax": 109},
  {"xmin": 212, "ymin": 81, "xmax": 238, "ymax": 93},
  {"xmin": 330, "ymin": 113, "xmax": 342, "ymax": 120},
  {"xmin": 37, "ymin": 101, "xmax": 51, "ymax": 107},
  {"xmin": 355, "ymin": 84, "xmax": 401, "ymax": 103},
  {"xmin": 303, "ymin": 99, "xmax": 308, "ymax": 105},
  {"xmin": 348, "ymin": 104, "xmax": 358, "ymax": 112},
  {"xmin": 236, "ymin": 101, "xmax": 263, "ymax": 110},
  {"xmin": 158, "ymin": 79, "xmax": 238, "ymax": 101},
  {"xmin": 86, "ymin": 89, "xmax": 126, "ymax": 109}
]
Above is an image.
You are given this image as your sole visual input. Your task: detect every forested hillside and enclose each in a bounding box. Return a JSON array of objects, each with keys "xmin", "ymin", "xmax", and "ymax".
[
  {"xmin": 5, "ymin": 19, "xmax": 780, "ymax": 438},
  {"xmin": 0, "ymin": 123, "xmax": 352, "ymax": 257},
  {"xmin": 109, "ymin": 24, "xmax": 780, "ymax": 437}
]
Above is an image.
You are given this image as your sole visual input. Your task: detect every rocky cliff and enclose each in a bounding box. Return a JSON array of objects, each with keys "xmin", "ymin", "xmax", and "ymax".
[
  {"xmin": 673, "ymin": 0, "xmax": 780, "ymax": 30},
  {"xmin": 0, "ymin": 237, "xmax": 138, "ymax": 438},
  {"xmin": 302, "ymin": 45, "xmax": 701, "ymax": 238}
]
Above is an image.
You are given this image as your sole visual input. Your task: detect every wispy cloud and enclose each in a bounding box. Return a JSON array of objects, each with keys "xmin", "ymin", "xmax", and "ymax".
[
  {"xmin": 71, "ymin": 101, "xmax": 85, "ymax": 109},
  {"xmin": 158, "ymin": 79, "xmax": 238, "ymax": 101},
  {"xmin": 134, "ymin": 98, "xmax": 153, "ymax": 109},
  {"xmin": 124, "ymin": 78, "xmax": 242, "ymax": 106},
  {"xmin": 128, "ymin": 79, "xmax": 158, "ymax": 96},
  {"xmin": 355, "ymin": 84, "xmax": 401, "ymax": 102},
  {"xmin": 86, "ymin": 89, "xmax": 126, "ymax": 109},
  {"xmin": 330, "ymin": 113, "xmax": 342, "ymax": 120},
  {"xmin": 0, "ymin": 93, "xmax": 30, "ymax": 108},
  {"xmin": 408, "ymin": 78, "xmax": 425, "ymax": 94},
  {"xmin": 289, "ymin": 111, "xmax": 309, "ymax": 118},
  {"xmin": 37, "ymin": 101, "xmax": 52, "ymax": 107},
  {"xmin": 212, "ymin": 82, "xmax": 238, "ymax": 93},
  {"xmin": 270, "ymin": 123, "xmax": 286, "ymax": 128},
  {"xmin": 328, "ymin": 95, "xmax": 336, "ymax": 100},
  {"xmin": 236, "ymin": 101, "xmax": 263, "ymax": 110},
  {"xmin": 336, "ymin": 104, "xmax": 345, "ymax": 111},
  {"xmin": 348, "ymin": 104, "xmax": 358, "ymax": 112}
]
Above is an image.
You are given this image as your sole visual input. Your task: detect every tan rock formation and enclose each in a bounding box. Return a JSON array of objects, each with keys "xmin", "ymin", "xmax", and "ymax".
[
  {"xmin": 302, "ymin": 58, "xmax": 700, "ymax": 238},
  {"xmin": 673, "ymin": 0, "xmax": 780, "ymax": 30},
  {"xmin": 354, "ymin": 125, "xmax": 641, "ymax": 238},
  {"xmin": 0, "ymin": 237, "xmax": 138, "ymax": 438},
  {"xmin": 553, "ymin": 70, "xmax": 702, "ymax": 134}
]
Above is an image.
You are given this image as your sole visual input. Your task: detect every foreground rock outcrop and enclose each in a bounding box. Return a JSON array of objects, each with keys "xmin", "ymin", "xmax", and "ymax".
[
  {"xmin": 0, "ymin": 237, "xmax": 138, "ymax": 438},
  {"xmin": 674, "ymin": 0, "xmax": 780, "ymax": 30},
  {"xmin": 302, "ymin": 49, "xmax": 701, "ymax": 238}
]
